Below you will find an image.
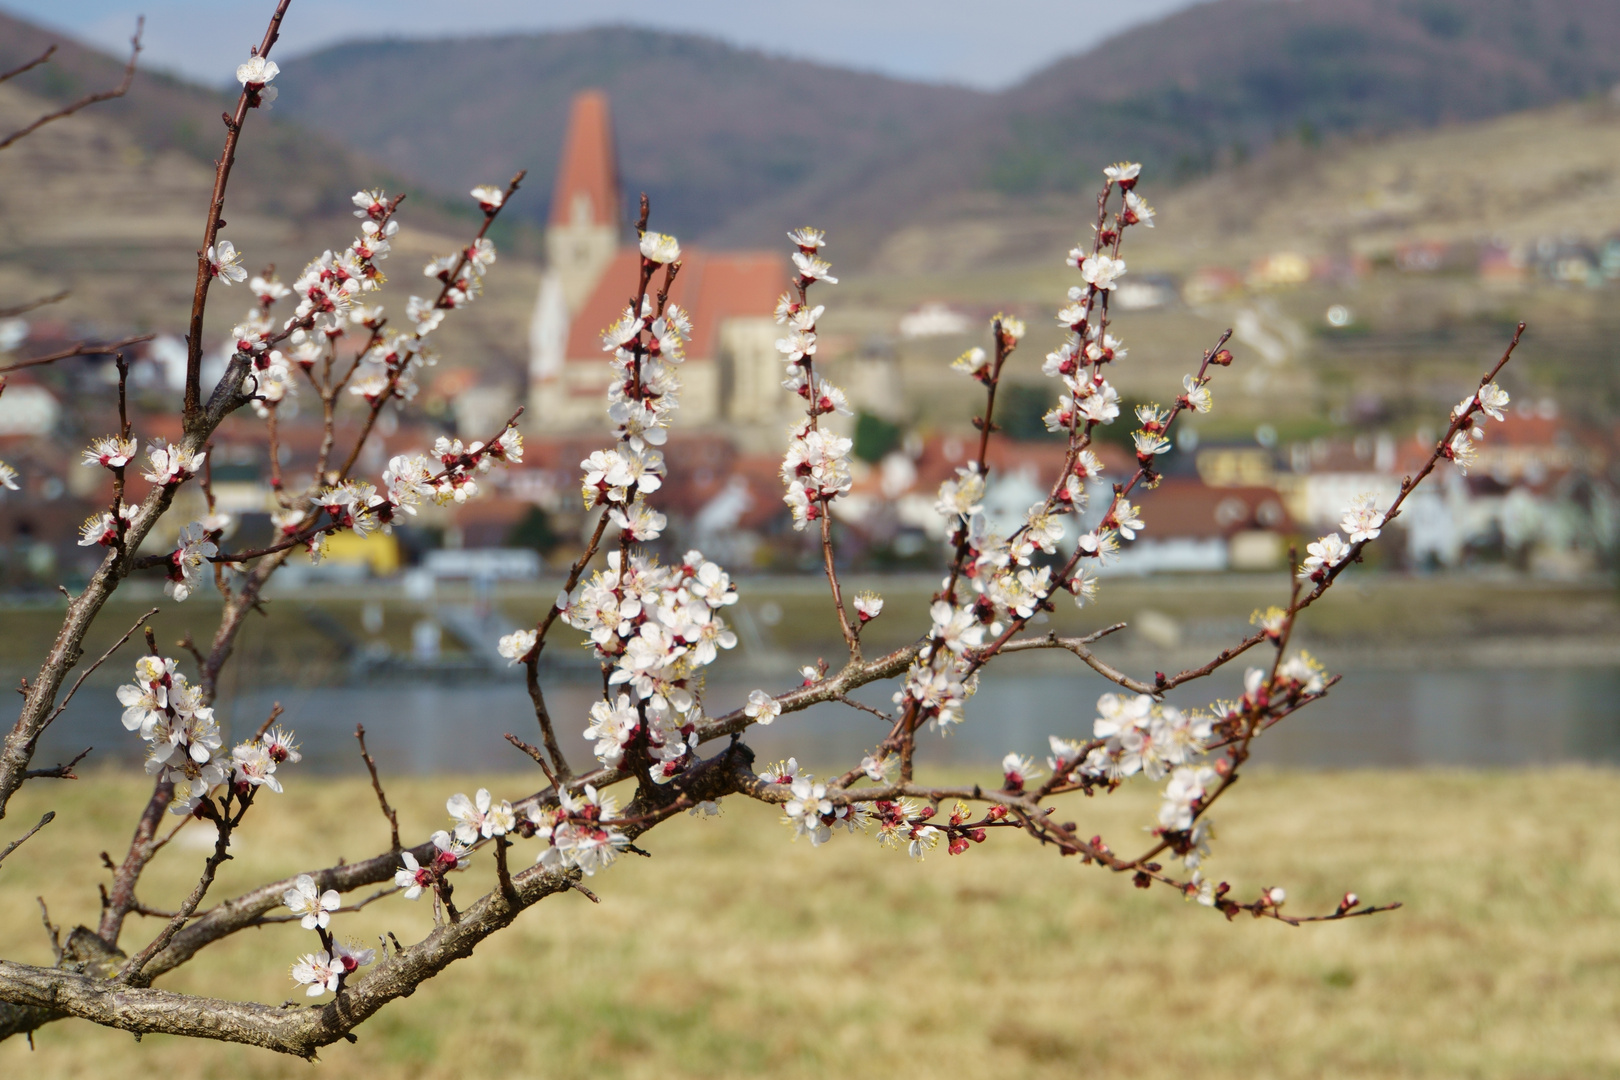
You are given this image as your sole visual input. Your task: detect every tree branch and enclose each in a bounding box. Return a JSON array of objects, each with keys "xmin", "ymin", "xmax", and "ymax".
[{"xmin": 0, "ymin": 19, "xmax": 142, "ymax": 152}]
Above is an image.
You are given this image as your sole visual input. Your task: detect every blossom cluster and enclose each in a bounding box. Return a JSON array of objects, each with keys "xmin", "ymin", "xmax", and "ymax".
[
  {"xmin": 116, "ymin": 656, "xmax": 297, "ymax": 814},
  {"xmin": 1444, "ymin": 382, "xmax": 1512, "ymax": 475},
  {"xmin": 775, "ymin": 229, "xmax": 854, "ymax": 530},
  {"xmin": 557, "ymin": 549, "xmax": 739, "ymax": 782},
  {"xmin": 890, "ymin": 166, "xmax": 1176, "ymax": 736},
  {"xmin": 759, "ymin": 756, "xmax": 951, "ymax": 857},
  {"xmin": 1299, "ymin": 491, "xmax": 1390, "ymax": 582},
  {"xmin": 285, "ymin": 863, "xmax": 376, "ymax": 999},
  {"xmin": 530, "ymin": 783, "xmax": 629, "ymax": 876}
]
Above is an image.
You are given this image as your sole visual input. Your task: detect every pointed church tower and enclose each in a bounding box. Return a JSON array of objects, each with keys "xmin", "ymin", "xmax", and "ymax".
[
  {"xmin": 530, "ymin": 91, "xmax": 622, "ymax": 385},
  {"xmin": 547, "ymin": 90, "xmax": 621, "ymax": 312}
]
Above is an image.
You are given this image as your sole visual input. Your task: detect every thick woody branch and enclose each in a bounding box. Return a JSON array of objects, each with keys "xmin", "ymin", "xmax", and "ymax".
[{"xmin": 0, "ymin": 746, "xmax": 759, "ymax": 1055}]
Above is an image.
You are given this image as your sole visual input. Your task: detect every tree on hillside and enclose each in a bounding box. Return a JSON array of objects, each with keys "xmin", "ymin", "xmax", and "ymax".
[{"xmin": 0, "ymin": 2, "xmax": 1525, "ymax": 1058}]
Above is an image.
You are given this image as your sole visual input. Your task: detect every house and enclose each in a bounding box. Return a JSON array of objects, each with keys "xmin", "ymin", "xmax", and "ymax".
[{"xmin": 1118, "ymin": 478, "xmax": 1294, "ymax": 574}]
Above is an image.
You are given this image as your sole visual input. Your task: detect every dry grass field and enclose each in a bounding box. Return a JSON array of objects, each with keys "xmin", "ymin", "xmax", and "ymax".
[{"xmin": 0, "ymin": 767, "xmax": 1615, "ymax": 1078}]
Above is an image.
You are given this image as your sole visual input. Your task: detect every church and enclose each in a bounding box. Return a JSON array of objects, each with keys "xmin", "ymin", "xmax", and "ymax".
[{"xmin": 527, "ymin": 91, "xmax": 793, "ymax": 449}]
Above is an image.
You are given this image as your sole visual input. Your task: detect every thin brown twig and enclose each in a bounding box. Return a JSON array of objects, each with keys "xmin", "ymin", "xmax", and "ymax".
[
  {"xmin": 0, "ymin": 18, "xmax": 142, "ymax": 152},
  {"xmin": 0, "ymin": 291, "xmax": 68, "ymax": 319},
  {"xmin": 0, "ymin": 45, "xmax": 55, "ymax": 86},
  {"xmin": 0, "ymin": 812, "xmax": 53, "ymax": 867},
  {"xmin": 254, "ymin": 703, "xmax": 283, "ymax": 741},
  {"xmin": 120, "ymin": 791, "xmax": 250, "ymax": 987},
  {"xmin": 0, "ymin": 334, "xmax": 154, "ymax": 375},
  {"xmin": 182, "ymin": 1, "xmax": 291, "ymax": 421},
  {"xmin": 35, "ymin": 897, "xmax": 61, "ymax": 964},
  {"xmin": 21, "ymin": 748, "xmax": 91, "ymax": 781},
  {"xmin": 355, "ymin": 725, "xmax": 401, "ymax": 852},
  {"xmin": 40, "ymin": 607, "xmax": 157, "ymax": 731},
  {"xmin": 504, "ymin": 733, "xmax": 558, "ymax": 787}
]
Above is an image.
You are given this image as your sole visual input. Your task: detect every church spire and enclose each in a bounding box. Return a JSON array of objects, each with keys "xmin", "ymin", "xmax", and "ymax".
[{"xmin": 549, "ymin": 90, "xmax": 620, "ymax": 228}]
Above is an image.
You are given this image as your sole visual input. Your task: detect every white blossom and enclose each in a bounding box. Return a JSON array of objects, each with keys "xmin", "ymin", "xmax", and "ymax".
[
  {"xmin": 1477, "ymin": 382, "xmax": 1510, "ymax": 421},
  {"xmin": 744, "ymin": 689, "xmax": 781, "ymax": 726},
  {"xmin": 207, "ymin": 240, "xmax": 247, "ymax": 284},
  {"xmin": 1080, "ymin": 253, "xmax": 1126, "ymax": 291},
  {"xmin": 1340, "ymin": 493, "xmax": 1384, "ymax": 544},
  {"xmin": 497, "ymin": 629, "xmax": 537, "ymax": 665},
  {"xmin": 639, "ymin": 231, "xmax": 681, "ymax": 265},
  {"xmin": 783, "ymin": 776, "xmax": 833, "ymax": 845},
  {"xmin": 1300, "ymin": 532, "xmax": 1350, "ymax": 578},
  {"xmin": 282, "ymin": 874, "xmax": 340, "ymax": 931},
  {"xmin": 290, "ymin": 951, "xmax": 340, "ymax": 997},
  {"xmin": 235, "ymin": 56, "xmax": 279, "ymax": 87}
]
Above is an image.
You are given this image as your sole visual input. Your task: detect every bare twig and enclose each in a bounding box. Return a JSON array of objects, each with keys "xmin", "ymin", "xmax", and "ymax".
[
  {"xmin": 503, "ymin": 733, "xmax": 558, "ymax": 786},
  {"xmin": 355, "ymin": 725, "xmax": 401, "ymax": 852},
  {"xmin": 0, "ymin": 813, "xmax": 53, "ymax": 868},
  {"xmin": 0, "ymin": 335, "xmax": 154, "ymax": 375},
  {"xmin": 0, "ymin": 290, "xmax": 68, "ymax": 319},
  {"xmin": 253, "ymin": 703, "xmax": 284, "ymax": 742},
  {"xmin": 182, "ymin": 2, "xmax": 291, "ymax": 421},
  {"xmin": 0, "ymin": 18, "xmax": 143, "ymax": 152},
  {"xmin": 39, "ymin": 607, "xmax": 157, "ymax": 733},
  {"xmin": 0, "ymin": 46, "xmax": 55, "ymax": 87},
  {"xmin": 120, "ymin": 794, "xmax": 247, "ymax": 987},
  {"xmin": 22, "ymin": 748, "xmax": 91, "ymax": 782}
]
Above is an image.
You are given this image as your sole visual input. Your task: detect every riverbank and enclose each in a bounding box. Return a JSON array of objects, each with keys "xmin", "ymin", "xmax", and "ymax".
[
  {"xmin": 3, "ymin": 571, "xmax": 1617, "ymax": 689},
  {"xmin": 0, "ymin": 768, "xmax": 1615, "ymax": 1078}
]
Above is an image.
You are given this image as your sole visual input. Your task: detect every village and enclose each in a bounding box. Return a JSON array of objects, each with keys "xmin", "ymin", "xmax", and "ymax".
[{"xmin": 0, "ymin": 90, "xmax": 1615, "ymax": 596}]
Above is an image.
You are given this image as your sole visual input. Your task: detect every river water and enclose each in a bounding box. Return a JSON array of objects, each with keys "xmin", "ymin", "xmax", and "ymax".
[{"xmin": 31, "ymin": 660, "xmax": 1620, "ymax": 779}]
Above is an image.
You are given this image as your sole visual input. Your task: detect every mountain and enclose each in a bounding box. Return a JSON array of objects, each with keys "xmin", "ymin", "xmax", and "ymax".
[
  {"xmin": 0, "ymin": 11, "xmax": 480, "ymax": 236},
  {"xmin": 272, "ymin": 28, "xmax": 985, "ymax": 241},
  {"xmin": 270, "ymin": 0, "xmax": 1620, "ymax": 259},
  {"xmin": 10, "ymin": 0, "xmax": 1620, "ymax": 267},
  {"xmin": 0, "ymin": 11, "xmax": 539, "ymax": 366},
  {"xmin": 978, "ymin": 0, "xmax": 1620, "ymax": 193}
]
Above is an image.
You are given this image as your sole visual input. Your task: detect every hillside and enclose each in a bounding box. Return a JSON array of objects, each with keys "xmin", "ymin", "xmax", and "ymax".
[
  {"xmin": 272, "ymin": 28, "xmax": 985, "ymax": 241},
  {"xmin": 265, "ymin": 0, "xmax": 1620, "ymax": 257},
  {"xmin": 982, "ymin": 0, "xmax": 1620, "ymax": 194},
  {"xmin": 838, "ymin": 95, "xmax": 1620, "ymax": 434},
  {"xmin": 0, "ymin": 11, "xmax": 489, "ymax": 241},
  {"xmin": 0, "ymin": 83, "xmax": 540, "ymax": 379}
]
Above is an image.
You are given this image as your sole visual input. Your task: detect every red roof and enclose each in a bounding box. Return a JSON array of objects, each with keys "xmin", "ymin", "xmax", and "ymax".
[
  {"xmin": 564, "ymin": 248, "xmax": 786, "ymax": 361},
  {"xmin": 549, "ymin": 90, "xmax": 619, "ymax": 228},
  {"xmin": 1134, "ymin": 478, "xmax": 1291, "ymax": 539}
]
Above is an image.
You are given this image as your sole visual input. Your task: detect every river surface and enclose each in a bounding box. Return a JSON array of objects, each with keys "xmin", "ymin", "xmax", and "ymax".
[{"xmin": 32, "ymin": 661, "xmax": 1620, "ymax": 778}]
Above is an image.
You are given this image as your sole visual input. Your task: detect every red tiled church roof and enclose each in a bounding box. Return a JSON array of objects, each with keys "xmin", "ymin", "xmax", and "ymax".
[
  {"xmin": 563, "ymin": 248, "xmax": 787, "ymax": 361},
  {"xmin": 549, "ymin": 90, "xmax": 619, "ymax": 227}
]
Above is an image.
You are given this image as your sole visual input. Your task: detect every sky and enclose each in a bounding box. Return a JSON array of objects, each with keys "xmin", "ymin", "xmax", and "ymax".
[{"xmin": 0, "ymin": 0, "xmax": 1211, "ymax": 91}]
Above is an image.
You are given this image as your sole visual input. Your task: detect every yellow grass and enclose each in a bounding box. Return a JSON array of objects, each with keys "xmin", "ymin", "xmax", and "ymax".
[{"xmin": 1, "ymin": 767, "xmax": 1617, "ymax": 1078}]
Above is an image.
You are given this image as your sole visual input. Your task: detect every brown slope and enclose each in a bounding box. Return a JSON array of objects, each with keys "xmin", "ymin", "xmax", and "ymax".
[
  {"xmin": 0, "ymin": 10, "xmax": 482, "ymax": 236},
  {"xmin": 271, "ymin": 27, "xmax": 987, "ymax": 245},
  {"xmin": 730, "ymin": 0, "xmax": 1620, "ymax": 260}
]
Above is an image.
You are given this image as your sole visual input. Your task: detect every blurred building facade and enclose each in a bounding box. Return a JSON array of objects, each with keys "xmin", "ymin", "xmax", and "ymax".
[{"xmin": 527, "ymin": 91, "xmax": 793, "ymax": 450}]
